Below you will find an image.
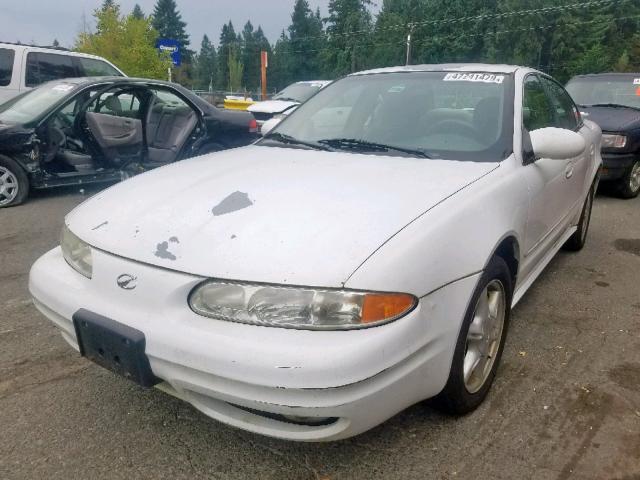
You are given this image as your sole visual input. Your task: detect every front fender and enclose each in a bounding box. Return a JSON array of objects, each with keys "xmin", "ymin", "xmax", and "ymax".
[{"xmin": 344, "ymin": 156, "xmax": 528, "ymax": 298}]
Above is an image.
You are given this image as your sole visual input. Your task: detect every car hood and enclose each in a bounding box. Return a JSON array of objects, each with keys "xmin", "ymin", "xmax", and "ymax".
[
  {"xmin": 580, "ymin": 105, "xmax": 640, "ymax": 132},
  {"xmin": 247, "ymin": 100, "xmax": 299, "ymax": 115},
  {"xmin": 67, "ymin": 146, "xmax": 499, "ymax": 287}
]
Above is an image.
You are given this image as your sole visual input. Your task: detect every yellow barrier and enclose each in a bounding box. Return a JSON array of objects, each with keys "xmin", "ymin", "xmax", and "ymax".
[{"xmin": 223, "ymin": 98, "xmax": 255, "ymax": 110}]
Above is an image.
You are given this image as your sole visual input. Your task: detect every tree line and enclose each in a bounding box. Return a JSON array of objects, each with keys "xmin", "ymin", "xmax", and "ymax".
[{"xmin": 75, "ymin": 0, "xmax": 640, "ymax": 94}]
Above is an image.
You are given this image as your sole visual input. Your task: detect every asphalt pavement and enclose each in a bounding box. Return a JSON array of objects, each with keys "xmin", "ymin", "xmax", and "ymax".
[{"xmin": 1, "ymin": 185, "xmax": 639, "ymax": 480}]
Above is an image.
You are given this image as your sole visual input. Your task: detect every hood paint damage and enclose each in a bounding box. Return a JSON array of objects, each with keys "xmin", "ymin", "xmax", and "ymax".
[{"xmin": 67, "ymin": 145, "xmax": 498, "ymax": 287}]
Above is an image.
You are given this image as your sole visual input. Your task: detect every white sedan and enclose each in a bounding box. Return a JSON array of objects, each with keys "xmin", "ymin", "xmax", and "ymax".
[{"xmin": 30, "ymin": 64, "xmax": 601, "ymax": 442}]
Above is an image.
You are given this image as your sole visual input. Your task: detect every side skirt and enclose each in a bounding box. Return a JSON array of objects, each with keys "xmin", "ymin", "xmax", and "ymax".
[{"xmin": 512, "ymin": 225, "xmax": 577, "ymax": 307}]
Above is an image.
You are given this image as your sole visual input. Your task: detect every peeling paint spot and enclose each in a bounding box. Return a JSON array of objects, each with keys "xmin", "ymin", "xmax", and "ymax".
[
  {"xmin": 154, "ymin": 241, "xmax": 176, "ymax": 260},
  {"xmin": 169, "ymin": 236, "xmax": 180, "ymax": 243},
  {"xmin": 92, "ymin": 221, "xmax": 108, "ymax": 231},
  {"xmin": 231, "ymin": 234, "xmax": 237, "ymax": 239},
  {"xmin": 212, "ymin": 191, "xmax": 253, "ymax": 216},
  {"xmin": 276, "ymin": 366, "xmax": 302, "ymax": 369}
]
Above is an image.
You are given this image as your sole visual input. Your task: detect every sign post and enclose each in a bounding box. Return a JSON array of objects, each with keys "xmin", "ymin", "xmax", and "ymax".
[
  {"xmin": 156, "ymin": 38, "xmax": 181, "ymax": 82},
  {"xmin": 261, "ymin": 51, "xmax": 268, "ymax": 101}
]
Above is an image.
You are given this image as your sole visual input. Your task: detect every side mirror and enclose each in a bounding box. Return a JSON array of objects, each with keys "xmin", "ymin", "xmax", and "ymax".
[
  {"xmin": 529, "ymin": 127, "xmax": 586, "ymax": 160},
  {"xmin": 261, "ymin": 117, "xmax": 282, "ymax": 136}
]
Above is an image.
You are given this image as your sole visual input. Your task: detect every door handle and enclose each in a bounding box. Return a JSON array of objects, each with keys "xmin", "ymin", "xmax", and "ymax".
[{"xmin": 565, "ymin": 163, "xmax": 574, "ymax": 179}]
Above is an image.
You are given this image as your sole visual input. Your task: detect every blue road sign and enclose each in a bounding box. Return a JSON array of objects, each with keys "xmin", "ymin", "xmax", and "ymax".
[{"xmin": 156, "ymin": 38, "xmax": 181, "ymax": 67}]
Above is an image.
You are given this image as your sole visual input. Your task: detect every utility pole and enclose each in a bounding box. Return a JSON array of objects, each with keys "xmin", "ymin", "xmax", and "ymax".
[{"xmin": 406, "ymin": 24, "xmax": 414, "ymax": 66}]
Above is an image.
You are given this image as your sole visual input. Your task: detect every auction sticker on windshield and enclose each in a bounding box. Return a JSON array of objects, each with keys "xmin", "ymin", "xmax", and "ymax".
[
  {"xmin": 634, "ymin": 78, "xmax": 640, "ymax": 85},
  {"xmin": 443, "ymin": 73, "xmax": 505, "ymax": 84}
]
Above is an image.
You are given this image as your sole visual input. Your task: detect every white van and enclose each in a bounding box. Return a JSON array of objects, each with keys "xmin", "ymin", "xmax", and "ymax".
[{"xmin": 0, "ymin": 43, "xmax": 125, "ymax": 104}]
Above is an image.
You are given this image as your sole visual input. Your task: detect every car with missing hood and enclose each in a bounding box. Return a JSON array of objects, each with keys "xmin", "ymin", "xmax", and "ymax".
[
  {"xmin": 0, "ymin": 77, "xmax": 258, "ymax": 207},
  {"xmin": 248, "ymin": 80, "xmax": 331, "ymax": 129},
  {"xmin": 566, "ymin": 72, "xmax": 640, "ymax": 198},
  {"xmin": 30, "ymin": 64, "xmax": 601, "ymax": 442}
]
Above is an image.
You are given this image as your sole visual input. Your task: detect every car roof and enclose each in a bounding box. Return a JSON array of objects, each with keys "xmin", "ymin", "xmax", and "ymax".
[
  {"xmin": 41, "ymin": 76, "xmax": 179, "ymax": 88},
  {"xmin": 351, "ymin": 63, "xmax": 537, "ymax": 76},
  {"xmin": 568, "ymin": 72, "xmax": 640, "ymax": 80},
  {"xmin": 0, "ymin": 42, "xmax": 115, "ymax": 62},
  {"xmin": 293, "ymin": 80, "xmax": 332, "ymax": 86}
]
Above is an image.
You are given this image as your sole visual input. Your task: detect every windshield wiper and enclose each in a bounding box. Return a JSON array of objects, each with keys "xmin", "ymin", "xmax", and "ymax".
[
  {"xmin": 273, "ymin": 96, "xmax": 300, "ymax": 103},
  {"xmin": 263, "ymin": 132, "xmax": 332, "ymax": 151},
  {"xmin": 318, "ymin": 138, "xmax": 431, "ymax": 158},
  {"xmin": 581, "ymin": 103, "xmax": 640, "ymax": 110}
]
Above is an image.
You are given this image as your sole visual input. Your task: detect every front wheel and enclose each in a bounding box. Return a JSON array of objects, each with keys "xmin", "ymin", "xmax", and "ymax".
[
  {"xmin": 0, "ymin": 155, "xmax": 29, "ymax": 208},
  {"xmin": 432, "ymin": 256, "xmax": 512, "ymax": 414},
  {"xmin": 615, "ymin": 159, "xmax": 640, "ymax": 199}
]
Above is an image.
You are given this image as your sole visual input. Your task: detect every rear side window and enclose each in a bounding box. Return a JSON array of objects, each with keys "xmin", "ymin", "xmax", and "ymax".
[
  {"xmin": 77, "ymin": 57, "xmax": 122, "ymax": 77},
  {"xmin": 523, "ymin": 75, "xmax": 554, "ymax": 131},
  {"xmin": 0, "ymin": 48, "xmax": 15, "ymax": 86},
  {"xmin": 26, "ymin": 52, "xmax": 78, "ymax": 87},
  {"xmin": 540, "ymin": 77, "xmax": 580, "ymax": 130}
]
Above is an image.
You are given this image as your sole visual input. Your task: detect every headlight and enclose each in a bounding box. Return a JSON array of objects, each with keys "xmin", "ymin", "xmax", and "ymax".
[
  {"xmin": 189, "ymin": 281, "xmax": 417, "ymax": 330},
  {"xmin": 60, "ymin": 225, "xmax": 93, "ymax": 278},
  {"xmin": 601, "ymin": 134, "xmax": 627, "ymax": 149}
]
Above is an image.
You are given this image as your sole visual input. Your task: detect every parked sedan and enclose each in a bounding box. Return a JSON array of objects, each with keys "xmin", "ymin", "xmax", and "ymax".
[
  {"xmin": 566, "ymin": 73, "xmax": 640, "ymax": 198},
  {"xmin": 30, "ymin": 64, "xmax": 601, "ymax": 442},
  {"xmin": 0, "ymin": 77, "xmax": 258, "ymax": 207},
  {"xmin": 248, "ymin": 80, "xmax": 331, "ymax": 129}
]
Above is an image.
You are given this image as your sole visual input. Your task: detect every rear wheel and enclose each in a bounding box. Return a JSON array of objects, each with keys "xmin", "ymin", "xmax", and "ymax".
[
  {"xmin": 0, "ymin": 155, "xmax": 29, "ymax": 208},
  {"xmin": 563, "ymin": 182, "xmax": 595, "ymax": 251},
  {"xmin": 433, "ymin": 256, "xmax": 512, "ymax": 414},
  {"xmin": 615, "ymin": 159, "xmax": 640, "ymax": 199}
]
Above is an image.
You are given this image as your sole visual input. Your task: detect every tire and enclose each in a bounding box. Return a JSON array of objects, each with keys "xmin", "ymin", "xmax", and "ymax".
[
  {"xmin": 432, "ymin": 256, "xmax": 513, "ymax": 415},
  {"xmin": 0, "ymin": 155, "xmax": 29, "ymax": 208},
  {"xmin": 614, "ymin": 159, "xmax": 640, "ymax": 199},
  {"xmin": 563, "ymin": 182, "xmax": 595, "ymax": 251}
]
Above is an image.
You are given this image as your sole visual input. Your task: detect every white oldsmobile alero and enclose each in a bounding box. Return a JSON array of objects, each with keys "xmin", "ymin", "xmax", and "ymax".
[{"xmin": 30, "ymin": 64, "xmax": 602, "ymax": 442}]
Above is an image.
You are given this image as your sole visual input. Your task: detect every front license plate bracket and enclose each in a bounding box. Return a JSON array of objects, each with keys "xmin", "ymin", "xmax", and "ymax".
[{"xmin": 72, "ymin": 309, "xmax": 160, "ymax": 387}]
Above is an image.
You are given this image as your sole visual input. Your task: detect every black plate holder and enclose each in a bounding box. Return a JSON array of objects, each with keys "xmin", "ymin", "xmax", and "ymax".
[{"xmin": 72, "ymin": 309, "xmax": 160, "ymax": 387}]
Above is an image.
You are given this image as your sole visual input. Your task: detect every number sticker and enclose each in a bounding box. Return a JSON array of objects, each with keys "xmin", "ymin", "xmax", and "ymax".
[{"xmin": 443, "ymin": 72, "xmax": 505, "ymax": 84}]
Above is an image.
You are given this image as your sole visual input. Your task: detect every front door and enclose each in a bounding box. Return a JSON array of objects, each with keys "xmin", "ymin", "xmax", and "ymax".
[{"xmin": 520, "ymin": 74, "xmax": 581, "ymax": 276}]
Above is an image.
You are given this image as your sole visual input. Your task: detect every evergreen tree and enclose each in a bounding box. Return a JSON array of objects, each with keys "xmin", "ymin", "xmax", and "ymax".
[
  {"xmin": 217, "ymin": 21, "xmax": 239, "ymax": 90},
  {"xmin": 270, "ymin": 30, "xmax": 293, "ymax": 91},
  {"xmin": 241, "ymin": 21, "xmax": 260, "ymax": 91},
  {"xmin": 52, "ymin": 39, "xmax": 60, "ymax": 48},
  {"xmin": 324, "ymin": 0, "xmax": 373, "ymax": 75},
  {"xmin": 151, "ymin": 0, "xmax": 192, "ymax": 60},
  {"xmin": 97, "ymin": 0, "xmax": 121, "ymax": 34},
  {"xmin": 288, "ymin": 0, "xmax": 325, "ymax": 80},
  {"xmin": 194, "ymin": 34, "xmax": 217, "ymax": 90},
  {"xmin": 132, "ymin": 4, "xmax": 144, "ymax": 20}
]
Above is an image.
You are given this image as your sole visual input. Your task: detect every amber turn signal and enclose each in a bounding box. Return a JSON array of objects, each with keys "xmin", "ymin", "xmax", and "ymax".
[{"xmin": 361, "ymin": 293, "xmax": 416, "ymax": 324}]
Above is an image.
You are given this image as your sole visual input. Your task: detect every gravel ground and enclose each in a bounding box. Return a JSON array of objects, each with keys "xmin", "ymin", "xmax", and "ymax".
[{"xmin": 1, "ymin": 185, "xmax": 639, "ymax": 480}]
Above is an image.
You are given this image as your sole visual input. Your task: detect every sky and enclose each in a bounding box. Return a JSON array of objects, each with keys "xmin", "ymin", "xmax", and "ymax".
[{"xmin": 0, "ymin": 0, "xmax": 348, "ymax": 50}]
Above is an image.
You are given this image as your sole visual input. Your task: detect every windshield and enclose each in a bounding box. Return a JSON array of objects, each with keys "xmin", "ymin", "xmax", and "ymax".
[
  {"xmin": 261, "ymin": 71, "xmax": 513, "ymax": 162},
  {"xmin": 273, "ymin": 82, "xmax": 326, "ymax": 103},
  {"xmin": 0, "ymin": 82, "xmax": 77, "ymax": 124},
  {"xmin": 566, "ymin": 75, "xmax": 640, "ymax": 109}
]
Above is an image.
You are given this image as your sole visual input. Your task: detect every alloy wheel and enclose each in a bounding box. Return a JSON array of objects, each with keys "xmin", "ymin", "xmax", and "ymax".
[
  {"xmin": 629, "ymin": 161, "xmax": 640, "ymax": 194},
  {"xmin": 463, "ymin": 279, "xmax": 506, "ymax": 394},
  {"xmin": 0, "ymin": 166, "xmax": 19, "ymax": 207}
]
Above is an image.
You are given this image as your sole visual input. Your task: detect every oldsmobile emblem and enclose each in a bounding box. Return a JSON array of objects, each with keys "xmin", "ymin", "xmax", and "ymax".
[{"xmin": 116, "ymin": 274, "xmax": 137, "ymax": 290}]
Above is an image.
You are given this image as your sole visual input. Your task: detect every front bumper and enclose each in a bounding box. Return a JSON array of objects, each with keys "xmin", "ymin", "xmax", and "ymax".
[
  {"xmin": 29, "ymin": 247, "xmax": 478, "ymax": 441},
  {"xmin": 600, "ymin": 152, "xmax": 638, "ymax": 181}
]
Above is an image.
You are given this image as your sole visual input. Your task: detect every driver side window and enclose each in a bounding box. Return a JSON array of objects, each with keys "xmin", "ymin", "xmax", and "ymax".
[{"xmin": 523, "ymin": 75, "xmax": 554, "ymax": 131}]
